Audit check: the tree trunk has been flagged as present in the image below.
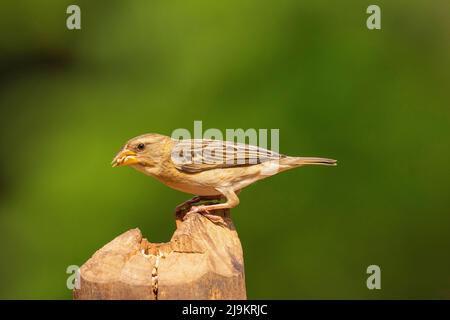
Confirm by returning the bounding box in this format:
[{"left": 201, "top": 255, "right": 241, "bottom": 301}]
[{"left": 73, "top": 209, "right": 246, "bottom": 300}]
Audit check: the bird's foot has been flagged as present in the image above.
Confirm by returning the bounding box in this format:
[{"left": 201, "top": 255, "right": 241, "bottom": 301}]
[
  {"left": 189, "top": 205, "right": 210, "bottom": 214},
  {"left": 174, "top": 196, "right": 202, "bottom": 216},
  {"left": 186, "top": 205, "right": 225, "bottom": 225},
  {"left": 174, "top": 196, "right": 223, "bottom": 227}
]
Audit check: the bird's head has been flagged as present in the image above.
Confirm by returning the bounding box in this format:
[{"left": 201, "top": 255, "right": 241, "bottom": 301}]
[{"left": 111, "top": 133, "right": 171, "bottom": 172}]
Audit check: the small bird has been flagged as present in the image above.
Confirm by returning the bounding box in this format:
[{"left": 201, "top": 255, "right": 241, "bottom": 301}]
[{"left": 112, "top": 133, "right": 336, "bottom": 222}]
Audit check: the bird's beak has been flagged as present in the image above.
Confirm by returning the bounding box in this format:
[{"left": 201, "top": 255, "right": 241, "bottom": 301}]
[{"left": 111, "top": 149, "right": 139, "bottom": 167}]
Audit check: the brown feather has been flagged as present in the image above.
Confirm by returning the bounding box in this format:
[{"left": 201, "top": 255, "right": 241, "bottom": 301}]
[{"left": 171, "top": 139, "right": 285, "bottom": 173}]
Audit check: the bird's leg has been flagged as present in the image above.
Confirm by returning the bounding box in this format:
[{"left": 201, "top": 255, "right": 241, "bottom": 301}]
[
  {"left": 174, "top": 195, "right": 222, "bottom": 224},
  {"left": 188, "top": 188, "right": 240, "bottom": 224},
  {"left": 174, "top": 196, "right": 202, "bottom": 216}
]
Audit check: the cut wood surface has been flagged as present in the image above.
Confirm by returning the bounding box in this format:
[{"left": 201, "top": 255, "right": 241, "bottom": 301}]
[{"left": 73, "top": 209, "right": 246, "bottom": 300}]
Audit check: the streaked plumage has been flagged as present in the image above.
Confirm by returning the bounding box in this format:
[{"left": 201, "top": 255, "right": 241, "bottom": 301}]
[
  {"left": 112, "top": 133, "right": 336, "bottom": 221},
  {"left": 171, "top": 138, "right": 285, "bottom": 173}
]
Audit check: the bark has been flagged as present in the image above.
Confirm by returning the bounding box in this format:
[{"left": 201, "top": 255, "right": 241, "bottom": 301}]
[{"left": 73, "top": 209, "right": 246, "bottom": 300}]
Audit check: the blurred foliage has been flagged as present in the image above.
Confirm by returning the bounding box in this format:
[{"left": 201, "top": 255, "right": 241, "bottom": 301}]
[{"left": 0, "top": 0, "right": 449, "bottom": 299}]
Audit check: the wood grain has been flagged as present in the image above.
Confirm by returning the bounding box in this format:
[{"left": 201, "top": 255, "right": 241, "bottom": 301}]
[{"left": 73, "top": 209, "right": 246, "bottom": 300}]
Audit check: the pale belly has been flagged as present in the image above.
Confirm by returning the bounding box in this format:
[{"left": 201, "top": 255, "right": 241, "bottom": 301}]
[
  {"left": 142, "top": 168, "right": 224, "bottom": 196},
  {"left": 160, "top": 165, "right": 272, "bottom": 196},
  {"left": 160, "top": 180, "right": 221, "bottom": 196},
  {"left": 136, "top": 161, "right": 280, "bottom": 196}
]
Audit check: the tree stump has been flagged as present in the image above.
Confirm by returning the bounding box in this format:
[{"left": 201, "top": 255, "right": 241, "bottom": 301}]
[{"left": 73, "top": 209, "right": 246, "bottom": 299}]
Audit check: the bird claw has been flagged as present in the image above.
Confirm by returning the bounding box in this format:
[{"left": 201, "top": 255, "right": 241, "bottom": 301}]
[
  {"left": 174, "top": 196, "right": 201, "bottom": 213},
  {"left": 185, "top": 205, "right": 225, "bottom": 225},
  {"left": 190, "top": 205, "right": 210, "bottom": 214},
  {"left": 175, "top": 196, "right": 224, "bottom": 226}
]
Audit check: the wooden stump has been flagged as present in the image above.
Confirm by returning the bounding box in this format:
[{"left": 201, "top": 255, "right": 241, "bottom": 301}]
[{"left": 73, "top": 209, "right": 246, "bottom": 299}]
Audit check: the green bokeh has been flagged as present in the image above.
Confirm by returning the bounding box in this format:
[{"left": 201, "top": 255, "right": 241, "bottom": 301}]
[{"left": 0, "top": 0, "right": 449, "bottom": 299}]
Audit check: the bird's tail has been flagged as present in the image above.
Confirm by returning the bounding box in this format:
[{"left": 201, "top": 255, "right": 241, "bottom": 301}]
[{"left": 281, "top": 156, "right": 337, "bottom": 167}]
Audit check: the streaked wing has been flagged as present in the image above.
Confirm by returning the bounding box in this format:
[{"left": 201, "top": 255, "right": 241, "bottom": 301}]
[{"left": 171, "top": 139, "right": 284, "bottom": 173}]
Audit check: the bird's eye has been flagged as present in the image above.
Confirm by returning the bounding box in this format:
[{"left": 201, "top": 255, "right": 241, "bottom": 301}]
[{"left": 136, "top": 143, "right": 145, "bottom": 151}]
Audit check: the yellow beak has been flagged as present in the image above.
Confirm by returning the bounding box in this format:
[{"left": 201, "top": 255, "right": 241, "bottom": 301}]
[{"left": 111, "top": 149, "right": 139, "bottom": 167}]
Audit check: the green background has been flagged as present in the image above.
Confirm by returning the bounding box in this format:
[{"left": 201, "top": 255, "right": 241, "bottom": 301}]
[{"left": 0, "top": 0, "right": 449, "bottom": 299}]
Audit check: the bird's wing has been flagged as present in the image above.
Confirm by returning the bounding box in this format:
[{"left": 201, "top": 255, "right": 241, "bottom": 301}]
[{"left": 171, "top": 139, "right": 285, "bottom": 173}]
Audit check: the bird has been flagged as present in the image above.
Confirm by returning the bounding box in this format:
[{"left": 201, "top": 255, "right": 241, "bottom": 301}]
[{"left": 111, "top": 133, "right": 336, "bottom": 222}]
